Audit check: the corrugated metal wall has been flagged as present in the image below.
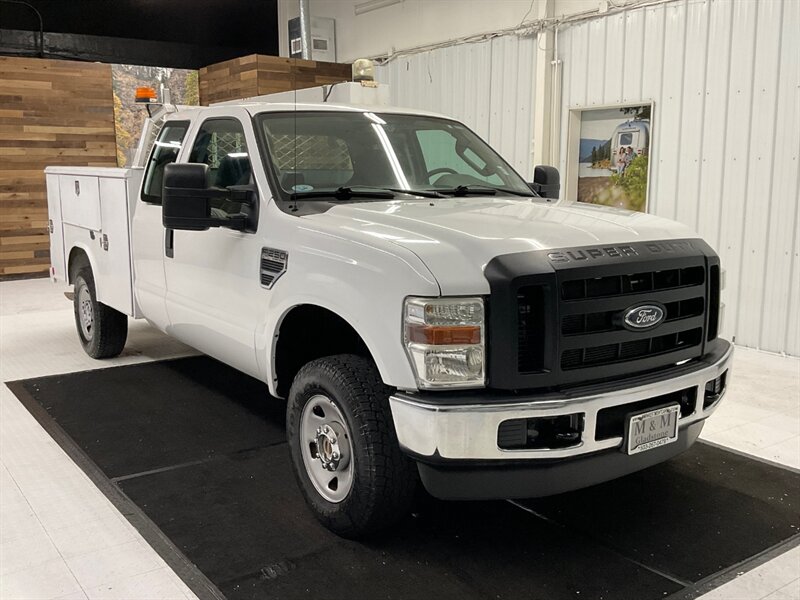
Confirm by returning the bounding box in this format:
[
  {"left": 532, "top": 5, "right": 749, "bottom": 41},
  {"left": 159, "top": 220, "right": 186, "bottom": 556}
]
[
  {"left": 557, "top": 0, "right": 799, "bottom": 355},
  {"left": 376, "top": 34, "right": 538, "bottom": 178},
  {"left": 376, "top": 0, "right": 799, "bottom": 356}
]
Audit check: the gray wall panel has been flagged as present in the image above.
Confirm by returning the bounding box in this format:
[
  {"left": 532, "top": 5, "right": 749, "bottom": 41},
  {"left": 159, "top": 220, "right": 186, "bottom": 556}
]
[
  {"left": 377, "top": 35, "right": 538, "bottom": 179},
  {"left": 558, "top": 0, "right": 799, "bottom": 355}
]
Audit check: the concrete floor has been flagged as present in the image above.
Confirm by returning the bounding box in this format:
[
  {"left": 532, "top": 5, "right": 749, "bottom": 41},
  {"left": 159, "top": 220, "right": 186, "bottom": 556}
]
[{"left": 1, "top": 278, "right": 798, "bottom": 599}]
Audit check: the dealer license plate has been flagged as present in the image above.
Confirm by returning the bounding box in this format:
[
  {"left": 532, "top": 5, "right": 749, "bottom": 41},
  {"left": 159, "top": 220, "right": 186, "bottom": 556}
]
[{"left": 626, "top": 404, "right": 680, "bottom": 455}]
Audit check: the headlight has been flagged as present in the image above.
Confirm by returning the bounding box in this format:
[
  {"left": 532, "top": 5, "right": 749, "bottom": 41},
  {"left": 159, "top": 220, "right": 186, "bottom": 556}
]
[{"left": 403, "top": 297, "right": 485, "bottom": 389}]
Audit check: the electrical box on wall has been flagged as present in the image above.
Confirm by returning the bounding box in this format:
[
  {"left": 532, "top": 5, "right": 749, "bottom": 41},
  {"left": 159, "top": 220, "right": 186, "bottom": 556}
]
[{"left": 288, "top": 16, "right": 336, "bottom": 62}]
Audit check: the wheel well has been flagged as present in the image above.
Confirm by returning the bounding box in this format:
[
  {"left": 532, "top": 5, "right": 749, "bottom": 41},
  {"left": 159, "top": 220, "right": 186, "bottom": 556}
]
[
  {"left": 67, "top": 247, "right": 90, "bottom": 284},
  {"left": 274, "top": 305, "right": 371, "bottom": 397}
]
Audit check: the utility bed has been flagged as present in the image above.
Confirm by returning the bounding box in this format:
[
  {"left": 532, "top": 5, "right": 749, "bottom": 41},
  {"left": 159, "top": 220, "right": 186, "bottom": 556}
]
[{"left": 45, "top": 166, "right": 143, "bottom": 317}]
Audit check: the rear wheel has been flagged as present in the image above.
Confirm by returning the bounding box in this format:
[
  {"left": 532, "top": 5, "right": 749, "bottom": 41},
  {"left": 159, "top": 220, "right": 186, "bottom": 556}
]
[
  {"left": 286, "top": 354, "right": 418, "bottom": 538},
  {"left": 73, "top": 267, "right": 127, "bottom": 359}
]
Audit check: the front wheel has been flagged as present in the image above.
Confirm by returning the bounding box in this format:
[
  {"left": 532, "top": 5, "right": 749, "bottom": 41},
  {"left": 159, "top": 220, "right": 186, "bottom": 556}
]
[
  {"left": 286, "top": 354, "right": 418, "bottom": 538},
  {"left": 73, "top": 267, "right": 128, "bottom": 359}
]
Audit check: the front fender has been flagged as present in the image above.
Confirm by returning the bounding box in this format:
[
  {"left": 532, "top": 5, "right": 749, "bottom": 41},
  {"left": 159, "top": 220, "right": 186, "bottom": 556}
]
[
  {"left": 264, "top": 295, "right": 397, "bottom": 396},
  {"left": 254, "top": 215, "right": 441, "bottom": 396}
]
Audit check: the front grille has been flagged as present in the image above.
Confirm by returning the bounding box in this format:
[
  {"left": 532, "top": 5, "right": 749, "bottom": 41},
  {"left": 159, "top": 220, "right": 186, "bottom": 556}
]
[
  {"left": 561, "top": 266, "right": 704, "bottom": 300},
  {"left": 561, "top": 297, "right": 704, "bottom": 336},
  {"left": 557, "top": 263, "right": 706, "bottom": 373},
  {"left": 488, "top": 239, "right": 720, "bottom": 390},
  {"left": 560, "top": 328, "right": 703, "bottom": 370},
  {"left": 517, "top": 286, "right": 546, "bottom": 372},
  {"left": 707, "top": 265, "right": 720, "bottom": 341}
]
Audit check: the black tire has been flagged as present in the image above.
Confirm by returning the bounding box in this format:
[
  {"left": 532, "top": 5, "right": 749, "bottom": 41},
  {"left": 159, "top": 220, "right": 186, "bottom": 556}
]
[
  {"left": 73, "top": 266, "right": 128, "bottom": 359},
  {"left": 286, "top": 354, "right": 418, "bottom": 538}
]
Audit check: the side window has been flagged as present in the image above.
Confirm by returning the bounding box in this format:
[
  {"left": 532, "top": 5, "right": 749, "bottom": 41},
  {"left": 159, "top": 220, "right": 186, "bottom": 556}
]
[
  {"left": 189, "top": 118, "right": 252, "bottom": 188},
  {"left": 141, "top": 121, "right": 189, "bottom": 204},
  {"left": 189, "top": 118, "right": 253, "bottom": 218},
  {"left": 416, "top": 129, "right": 504, "bottom": 186}
]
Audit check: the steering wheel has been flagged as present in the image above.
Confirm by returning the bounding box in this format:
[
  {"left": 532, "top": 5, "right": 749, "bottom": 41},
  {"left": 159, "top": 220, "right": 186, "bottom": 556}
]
[{"left": 426, "top": 167, "right": 458, "bottom": 183}]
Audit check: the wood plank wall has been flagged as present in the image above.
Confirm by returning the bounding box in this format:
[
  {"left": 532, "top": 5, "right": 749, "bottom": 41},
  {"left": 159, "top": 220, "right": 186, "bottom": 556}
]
[
  {"left": 199, "top": 54, "right": 351, "bottom": 105},
  {"left": 0, "top": 57, "right": 117, "bottom": 278},
  {"left": 0, "top": 54, "right": 348, "bottom": 278}
]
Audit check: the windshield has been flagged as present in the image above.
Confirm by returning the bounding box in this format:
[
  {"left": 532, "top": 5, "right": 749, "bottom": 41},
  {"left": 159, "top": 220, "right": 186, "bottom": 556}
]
[{"left": 256, "top": 111, "right": 533, "bottom": 199}]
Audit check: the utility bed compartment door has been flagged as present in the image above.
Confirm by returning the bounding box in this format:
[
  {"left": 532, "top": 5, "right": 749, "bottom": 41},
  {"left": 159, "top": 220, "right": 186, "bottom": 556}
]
[
  {"left": 97, "top": 177, "right": 134, "bottom": 315},
  {"left": 60, "top": 175, "right": 101, "bottom": 231},
  {"left": 45, "top": 173, "right": 66, "bottom": 281}
]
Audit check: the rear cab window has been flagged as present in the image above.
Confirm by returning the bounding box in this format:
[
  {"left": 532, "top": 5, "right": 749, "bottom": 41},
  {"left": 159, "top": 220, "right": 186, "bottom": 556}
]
[
  {"left": 266, "top": 127, "right": 354, "bottom": 191},
  {"left": 141, "top": 121, "right": 190, "bottom": 205}
]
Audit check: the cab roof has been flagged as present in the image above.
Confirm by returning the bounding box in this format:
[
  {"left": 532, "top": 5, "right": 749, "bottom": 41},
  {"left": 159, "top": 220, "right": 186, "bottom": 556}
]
[{"left": 169, "top": 102, "right": 450, "bottom": 122}]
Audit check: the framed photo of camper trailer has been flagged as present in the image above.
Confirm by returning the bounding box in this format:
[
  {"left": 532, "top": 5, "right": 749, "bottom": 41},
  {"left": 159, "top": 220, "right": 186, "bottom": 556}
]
[{"left": 564, "top": 102, "right": 654, "bottom": 213}]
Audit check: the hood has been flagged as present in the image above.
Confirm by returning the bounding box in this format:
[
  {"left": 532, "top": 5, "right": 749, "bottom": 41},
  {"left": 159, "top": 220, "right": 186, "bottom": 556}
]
[{"left": 309, "top": 197, "right": 700, "bottom": 295}]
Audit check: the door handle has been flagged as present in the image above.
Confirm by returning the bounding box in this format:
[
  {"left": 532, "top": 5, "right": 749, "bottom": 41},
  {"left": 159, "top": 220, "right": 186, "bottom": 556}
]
[{"left": 165, "top": 228, "right": 174, "bottom": 258}]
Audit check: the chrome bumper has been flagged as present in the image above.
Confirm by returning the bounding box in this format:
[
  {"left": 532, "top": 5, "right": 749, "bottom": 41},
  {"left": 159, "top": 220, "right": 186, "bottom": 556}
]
[{"left": 390, "top": 342, "right": 733, "bottom": 461}]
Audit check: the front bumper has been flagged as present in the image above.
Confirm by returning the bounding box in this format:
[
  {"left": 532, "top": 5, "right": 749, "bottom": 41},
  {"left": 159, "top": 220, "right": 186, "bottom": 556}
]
[
  {"left": 389, "top": 340, "right": 732, "bottom": 497},
  {"left": 417, "top": 421, "right": 705, "bottom": 500}
]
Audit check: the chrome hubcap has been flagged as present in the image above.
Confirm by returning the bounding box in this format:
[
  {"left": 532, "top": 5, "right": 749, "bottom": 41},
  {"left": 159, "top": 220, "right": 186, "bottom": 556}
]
[
  {"left": 78, "top": 283, "right": 94, "bottom": 341},
  {"left": 300, "top": 395, "right": 353, "bottom": 503}
]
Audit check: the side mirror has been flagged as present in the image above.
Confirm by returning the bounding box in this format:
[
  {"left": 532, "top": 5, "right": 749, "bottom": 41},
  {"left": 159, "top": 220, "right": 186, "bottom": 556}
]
[
  {"left": 530, "top": 165, "right": 560, "bottom": 199},
  {"left": 163, "top": 163, "right": 214, "bottom": 231},
  {"left": 162, "top": 163, "right": 256, "bottom": 231}
]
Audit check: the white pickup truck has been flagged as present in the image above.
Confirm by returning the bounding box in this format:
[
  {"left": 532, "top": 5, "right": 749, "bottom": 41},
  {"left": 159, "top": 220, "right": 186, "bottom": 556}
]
[{"left": 46, "top": 83, "right": 731, "bottom": 538}]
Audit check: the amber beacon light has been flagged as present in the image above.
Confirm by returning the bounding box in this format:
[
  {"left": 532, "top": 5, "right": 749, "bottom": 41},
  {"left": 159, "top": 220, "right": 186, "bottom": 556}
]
[{"left": 134, "top": 87, "right": 157, "bottom": 103}]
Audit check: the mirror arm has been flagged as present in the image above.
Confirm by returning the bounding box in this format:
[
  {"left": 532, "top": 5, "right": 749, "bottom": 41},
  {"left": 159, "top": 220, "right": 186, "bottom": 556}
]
[
  {"left": 164, "top": 187, "right": 227, "bottom": 200},
  {"left": 530, "top": 181, "right": 560, "bottom": 199},
  {"left": 164, "top": 185, "right": 257, "bottom": 205},
  {"left": 227, "top": 184, "right": 258, "bottom": 205},
  {"left": 204, "top": 215, "right": 247, "bottom": 230}
]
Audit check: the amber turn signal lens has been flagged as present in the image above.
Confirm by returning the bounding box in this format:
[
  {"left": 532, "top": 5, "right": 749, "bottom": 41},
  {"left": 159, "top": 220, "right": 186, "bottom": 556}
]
[{"left": 407, "top": 324, "right": 481, "bottom": 345}]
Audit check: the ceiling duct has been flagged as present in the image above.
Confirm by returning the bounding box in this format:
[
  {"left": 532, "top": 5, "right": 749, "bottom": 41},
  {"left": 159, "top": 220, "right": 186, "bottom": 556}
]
[{"left": 354, "top": 0, "right": 403, "bottom": 15}]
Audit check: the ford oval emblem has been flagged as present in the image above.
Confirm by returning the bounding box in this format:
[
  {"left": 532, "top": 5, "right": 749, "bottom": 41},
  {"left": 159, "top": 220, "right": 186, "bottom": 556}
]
[{"left": 623, "top": 304, "right": 666, "bottom": 330}]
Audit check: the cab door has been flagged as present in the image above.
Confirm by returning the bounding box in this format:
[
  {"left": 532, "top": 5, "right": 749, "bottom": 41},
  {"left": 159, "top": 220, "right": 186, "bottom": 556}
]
[
  {"left": 162, "top": 109, "right": 264, "bottom": 378},
  {"left": 132, "top": 119, "right": 190, "bottom": 331}
]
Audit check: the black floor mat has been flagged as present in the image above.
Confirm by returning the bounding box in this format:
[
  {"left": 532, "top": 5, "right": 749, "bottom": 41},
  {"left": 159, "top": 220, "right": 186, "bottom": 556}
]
[{"left": 9, "top": 356, "right": 800, "bottom": 600}]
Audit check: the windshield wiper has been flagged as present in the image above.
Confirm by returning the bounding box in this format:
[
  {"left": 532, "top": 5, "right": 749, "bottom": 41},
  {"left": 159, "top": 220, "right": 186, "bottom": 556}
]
[
  {"left": 386, "top": 188, "right": 446, "bottom": 199},
  {"left": 289, "top": 186, "right": 447, "bottom": 201},
  {"left": 490, "top": 187, "right": 535, "bottom": 197},
  {"left": 290, "top": 186, "right": 395, "bottom": 201},
  {"left": 430, "top": 184, "right": 534, "bottom": 197},
  {"left": 431, "top": 185, "right": 497, "bottom": 197}
]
